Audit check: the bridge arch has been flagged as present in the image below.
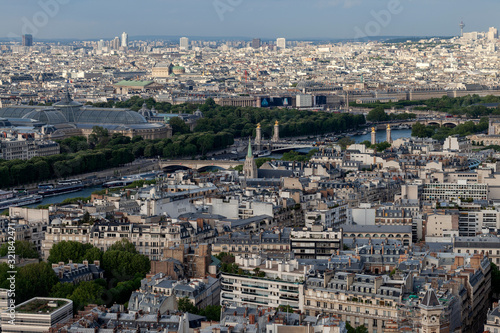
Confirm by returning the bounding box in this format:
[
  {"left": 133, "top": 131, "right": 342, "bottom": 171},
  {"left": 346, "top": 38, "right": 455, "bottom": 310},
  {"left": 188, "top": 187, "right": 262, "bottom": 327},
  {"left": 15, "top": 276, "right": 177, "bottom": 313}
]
[
  {"left": 198, "top": 165, "right": 230, "bottom": 172},
  {"left": 442, "top": 122, "right": 457, "bottom": 128},
  {"left": 163, "top": 165, "right": 192, "bottom": 173},
  {"left": 426, "top": 122, "right": 441, "bottom": 127}
]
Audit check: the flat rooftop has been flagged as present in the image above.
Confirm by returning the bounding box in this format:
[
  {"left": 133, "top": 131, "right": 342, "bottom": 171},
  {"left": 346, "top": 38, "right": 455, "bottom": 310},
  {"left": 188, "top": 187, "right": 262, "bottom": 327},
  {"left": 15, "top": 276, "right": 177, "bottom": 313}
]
[{"left": 17, "top": 298, "right": 69, "bottom": 314}]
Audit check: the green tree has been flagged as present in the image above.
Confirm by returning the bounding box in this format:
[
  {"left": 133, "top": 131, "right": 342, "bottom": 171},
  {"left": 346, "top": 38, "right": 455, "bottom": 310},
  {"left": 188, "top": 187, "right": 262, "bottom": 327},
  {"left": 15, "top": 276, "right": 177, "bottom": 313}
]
[
  {"left": 199, "top": 305, "right": 222, "bottom": 321},
  {"left": 338, "top": 137, "right": 355, "bottom": 150},
  {"left": 411, "top": 122, "right": 435, "bottom": 138},
  {"left": 102, "top": 250, "right": 150, "bottom": 281},
  {"left": 178, "top": 297, "right": 198, "bottom": 313},
  {"left": 374, "top": 141, "right": 391, "bottom": 151},
  {"left": 491, "top": 263, "right": 500, "bottom": 296},
  {"left": 346, "top": 322, "right": 369, "bottom": 333},
  {"left": 50, "top": 282, "right": 75, "bottom": 299},
  {"left": 15, "top": 262, "right": 59, "bottom": 304},
  {"left": 81, "top": 211, "right": 91, "bottom": 224},
  {"left": 0, "top": 241, "right": 39, "bottom": 259},
  {"left": 360, "top": 140, "right": 372, "bottom": 148},
  {"left": 277, "top": 305, "right": 294, "bottom": 313},
  {"left": 48, "top": 241, "right": 102, "bottom": 264},
  {"left": 70, "top": 281, "right": 105, "bottom": 311},
  {"left": 33, "top": 160, "right": 51, "bottom": 180},
  {"left": 107, "top": 275, "right": 142, "bottom": 305},
  {"left": 366, "top": 107, "right": 389, "bottom": 122},
  {"left": 108, "top": 239, "right": 137, "bottom": 253},
  {"left": 169, "top": 117, "right": 190, "bottom": 135},
  {"left": 197, "top": 134, "right": 215, "bottom": 155}
]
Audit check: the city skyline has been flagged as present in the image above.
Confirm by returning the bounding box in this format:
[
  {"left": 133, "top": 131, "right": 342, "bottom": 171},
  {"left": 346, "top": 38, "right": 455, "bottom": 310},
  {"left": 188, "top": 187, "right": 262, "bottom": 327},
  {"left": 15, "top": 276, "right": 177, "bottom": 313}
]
[{"left": 1, "top": 0, "right": 499, "bottom": 40}]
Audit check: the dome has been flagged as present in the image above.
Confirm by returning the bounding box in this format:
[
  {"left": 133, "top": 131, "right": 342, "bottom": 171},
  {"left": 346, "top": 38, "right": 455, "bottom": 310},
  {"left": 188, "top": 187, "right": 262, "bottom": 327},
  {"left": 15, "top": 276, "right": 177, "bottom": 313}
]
[
  {"left": 172, "top": 66, "right": 186, "bottom": 74},
  {"left": 194, "top": 109, "right": 203, "bottom": 118},
  {"left": 138, "top": 103, "right": 154, "bottom": 119},
  {"left": 0, "top": 106, "right": 48, "bottom": 119},
  {"left": 53, "top": 90, "right": 82, "bottom": 108},
  {"left": 76, "top": 108, "right": 148, "bottom": 125},
  {"left": 296, "top": 81, "right": 315, "bottom": 89},
  {"left": 22, "top": 109, "right": 68, "bottom": 124},
  {"left": 51, "top": 218, "right": 62, "bottom": 226}
]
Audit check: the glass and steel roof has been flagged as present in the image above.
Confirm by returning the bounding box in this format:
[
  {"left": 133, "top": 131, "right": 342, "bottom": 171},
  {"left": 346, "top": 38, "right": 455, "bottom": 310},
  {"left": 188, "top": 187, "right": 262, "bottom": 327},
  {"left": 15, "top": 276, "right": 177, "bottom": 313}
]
[{"left": 23, "top": 110, "right": 68, "bottom": 125}]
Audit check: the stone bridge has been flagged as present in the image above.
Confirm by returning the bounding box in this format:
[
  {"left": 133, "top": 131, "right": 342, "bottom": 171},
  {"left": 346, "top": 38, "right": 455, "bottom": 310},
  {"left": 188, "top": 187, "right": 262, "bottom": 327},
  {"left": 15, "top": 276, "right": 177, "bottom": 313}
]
[
  {"left": 160, "top": 160, "right": 242, "bottom": 171},
  {"left": 373, "top": 118, "right": 480, "bottom": 130}
]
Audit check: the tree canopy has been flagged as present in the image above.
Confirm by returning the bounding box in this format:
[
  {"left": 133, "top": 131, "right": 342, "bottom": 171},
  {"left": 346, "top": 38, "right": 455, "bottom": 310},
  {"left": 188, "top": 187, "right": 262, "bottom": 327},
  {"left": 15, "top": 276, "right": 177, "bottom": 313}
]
[
  {"left": 0, "top": 262, "right": 59, "bottom": 304},
  {"left": 411, "top": 118, "right": 488, "bottom": 141},
  {"left": 48, "top": 241, "right": 103, "bottom": 264},
  {"left": 0, "top": 98, "right": 367, "bottom": 187},
  {"left": 366, "top": 107, "right": 390, "bottom": 122},
  {"left": 0, "top": 240, "right": 39, "bottom": 259}
]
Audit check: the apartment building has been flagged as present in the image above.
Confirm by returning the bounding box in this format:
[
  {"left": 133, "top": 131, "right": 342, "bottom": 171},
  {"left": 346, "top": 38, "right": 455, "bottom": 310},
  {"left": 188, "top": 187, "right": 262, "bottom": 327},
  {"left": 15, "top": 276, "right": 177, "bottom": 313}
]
[
  {"left": 0, "top": 137, "right": 59, "bottom": 160},
  {"left": 212, "top": 230, "right": 291, "bottom": 258},
  {"left": 129, "top": 274, "right": 220, "bottom": 314},
  {"left": 342, "top": 225, "right": 412, "bottom": 247},
  {"left": 290, "top": 225, "right": 343, "bottom": 260},
  {"left": 453, "top": 235, "right": 500, "bottom": 265},
  {"left": 422, "top": 181, "right": 488, "bottom": 202},
  {"left": 304, "top": 202, "right": 349, "bottom": 228},
  {"left": 220, "top": 256, "right": 307, "bottom": 311},
  {"left": 485, "top": 304, "right": 500, "bottom": 333},
  {"left": 304, "top": 271, "right": 406, "bottom": 333},
  {"left": 42, "top": 219, "right": 216, "bottom": 260},
  {"left": 52, "top": 260, "right": 104, "bottom": 285}
]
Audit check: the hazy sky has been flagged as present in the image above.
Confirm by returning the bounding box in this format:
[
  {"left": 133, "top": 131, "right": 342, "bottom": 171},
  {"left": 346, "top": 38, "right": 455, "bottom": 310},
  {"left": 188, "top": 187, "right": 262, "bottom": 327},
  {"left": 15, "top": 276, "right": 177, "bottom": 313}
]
[{"left": 1, "top": 0, "right": 498, "bottom": 40}]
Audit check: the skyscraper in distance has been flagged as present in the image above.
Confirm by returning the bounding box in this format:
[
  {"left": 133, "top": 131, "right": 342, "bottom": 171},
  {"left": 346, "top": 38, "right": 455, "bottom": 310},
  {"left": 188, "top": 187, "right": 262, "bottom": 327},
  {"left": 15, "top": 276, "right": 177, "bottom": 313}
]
[
  {"left": 113, "top": 37, "right": 120, "bottom": 50},
  {"left": 488, "top": 27, "right": 498, "bottom": 41},
  {"left": 252, "top": 38, "right": 261, "bottom": 49},
  {"left": 180, "top": 37, "right": 189, "bottom": 50},
  {"left": 22, "top": 34, "right": 33, "bottom": 47},
  {"left": 97, "top": 39, "right": 105, "bottom": 50},
  {"left": 121, "top": 32, "right": 129, "bottom": 48},
  {"left": 276, "top": 38, "right": 286, "bottom": 49}
]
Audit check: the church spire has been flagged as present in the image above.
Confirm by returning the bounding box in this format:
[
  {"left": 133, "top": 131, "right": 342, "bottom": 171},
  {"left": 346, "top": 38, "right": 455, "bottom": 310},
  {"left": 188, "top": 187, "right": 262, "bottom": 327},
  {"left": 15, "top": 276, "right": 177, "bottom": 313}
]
[
  {"left": 247, "top": 138, "right": 253, "bottom": 158},
  {"left": 244, "top": 137, "right": 257, "bottom": 179}
]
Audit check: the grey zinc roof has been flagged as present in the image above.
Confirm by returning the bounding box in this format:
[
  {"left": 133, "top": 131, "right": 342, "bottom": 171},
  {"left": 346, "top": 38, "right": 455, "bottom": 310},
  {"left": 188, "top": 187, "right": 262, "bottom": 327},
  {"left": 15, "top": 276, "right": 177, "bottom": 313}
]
[{"left": 421, "top": 289, "right": 440, "bottom": 307}]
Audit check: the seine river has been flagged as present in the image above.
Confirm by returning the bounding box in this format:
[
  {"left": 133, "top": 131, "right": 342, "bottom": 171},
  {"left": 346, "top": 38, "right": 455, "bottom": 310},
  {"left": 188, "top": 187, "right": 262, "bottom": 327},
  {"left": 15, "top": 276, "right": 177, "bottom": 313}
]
[
  {"left": 26, "top": 186, "right": 102, "bottom": 208},
  {"left": 25, "top": 129, "right": 413, "bottom": 207},
  {"left": 350, "top": 128, "right": 412, "bottom": 143},
  {"left": 272, "top": 128, "right": 413, "bottom": 157}
]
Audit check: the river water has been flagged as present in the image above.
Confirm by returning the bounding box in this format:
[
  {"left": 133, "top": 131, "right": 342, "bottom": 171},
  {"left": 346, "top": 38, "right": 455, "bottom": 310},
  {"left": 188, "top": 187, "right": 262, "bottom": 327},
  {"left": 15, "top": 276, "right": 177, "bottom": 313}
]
[
  {"left": 24, "top": 130, "right": 413, "bottom": 207},
  {"left": 266, "top": 128, "right": 413, "bottom": 159},
  {"left": 350, "top": 128, "right": 412, "bottom": 143},
  {"left": 26, "top": 186, "right": 102, "bottom": 208}
]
